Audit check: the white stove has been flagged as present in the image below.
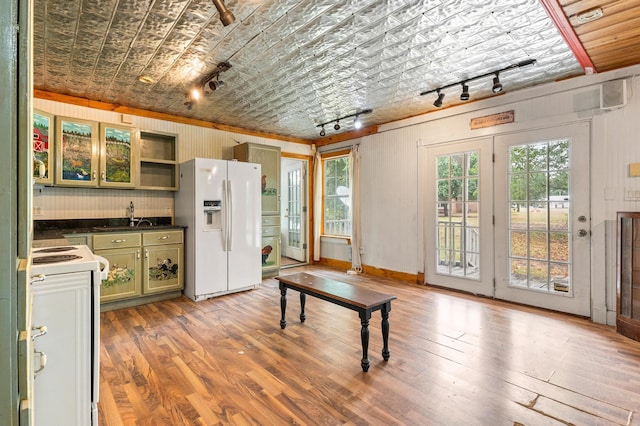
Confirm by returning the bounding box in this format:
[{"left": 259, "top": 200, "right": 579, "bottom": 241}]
[
  {"left": 32, "top": 245, "right": 107, "bottom": 277},
  {"left": 30, "top": 245, "right": 108, "bottom": 426}
]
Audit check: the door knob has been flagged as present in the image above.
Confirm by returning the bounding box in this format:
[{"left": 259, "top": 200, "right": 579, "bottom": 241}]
[{"left": 577, "top": 229, "right": 589, "bottom": 237}]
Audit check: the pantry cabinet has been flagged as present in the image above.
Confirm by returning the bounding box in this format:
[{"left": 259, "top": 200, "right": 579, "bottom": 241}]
[
  {"left": 234, "top": 142, "right": 281, "bottom": 276},
  {"left": 93, "top": 229, "right": 183, "bottom": 310},
  {"left": 55, "top": 118, "right": 136, "bottom": 188}
]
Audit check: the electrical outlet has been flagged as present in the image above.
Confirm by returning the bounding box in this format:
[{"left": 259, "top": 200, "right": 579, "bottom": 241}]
[
  {"left": 33, "top": 206, "right": 43, "bottom": 216},
  {"left": 166, "top": 207, "right": 172, "bottom": 215}
]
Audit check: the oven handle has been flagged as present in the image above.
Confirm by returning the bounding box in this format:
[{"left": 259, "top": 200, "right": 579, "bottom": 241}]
[
  {"left": 93, "top": 254, "right": 110, "bottom": 281},
  {"left": 34, "top": 349, "right": 47, "bottom": 375}
]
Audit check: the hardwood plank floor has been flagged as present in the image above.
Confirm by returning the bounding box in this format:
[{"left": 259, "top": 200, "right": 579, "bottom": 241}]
[{"left": 98, "top": 265, "right": 640, "bottom": 425}]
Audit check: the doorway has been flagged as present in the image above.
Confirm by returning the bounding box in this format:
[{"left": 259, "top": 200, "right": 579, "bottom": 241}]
[
  {"left": 281, "top": 157, "right": 308, "bottom": 267},
  {"left": 425, "top": 122, "right": 591, "bottom": 316}
]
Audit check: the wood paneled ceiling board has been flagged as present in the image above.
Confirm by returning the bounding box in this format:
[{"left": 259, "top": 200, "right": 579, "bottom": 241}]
[
  {"left": 558, "top": 0, "right": 640, "bottom": 72},
  {"left": 32, "top": 0, "right": 640, "bottom": 141}
]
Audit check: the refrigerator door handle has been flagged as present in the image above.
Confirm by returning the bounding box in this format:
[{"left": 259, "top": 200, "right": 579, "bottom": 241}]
[
  {"left": 228, "top": 179, "right": 233, "bottom": 251},
  {"left": 223, "top": 179, "right": 229, "bottom": 251}
]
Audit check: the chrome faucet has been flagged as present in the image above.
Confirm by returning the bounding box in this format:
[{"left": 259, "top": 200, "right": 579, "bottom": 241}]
[
  {"left": 129, "top": 201, "right": 135, "bottom": 226},
  {"left": 136, "top": 218, "right": 154, "bottom": 227}
]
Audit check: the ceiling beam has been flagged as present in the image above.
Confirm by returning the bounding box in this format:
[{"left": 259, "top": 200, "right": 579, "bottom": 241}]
[{"left": 539, "top": 0, "right": 597, "bottom": 73}]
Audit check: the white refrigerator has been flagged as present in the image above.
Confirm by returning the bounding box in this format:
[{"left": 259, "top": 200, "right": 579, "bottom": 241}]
[{"left": 175, "top": 158, "right": 262, "bottom": 301}]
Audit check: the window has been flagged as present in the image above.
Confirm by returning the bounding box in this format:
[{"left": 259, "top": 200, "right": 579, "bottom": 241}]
[{"left": 323, "top": 155, "right": 351, "bottom": 236}]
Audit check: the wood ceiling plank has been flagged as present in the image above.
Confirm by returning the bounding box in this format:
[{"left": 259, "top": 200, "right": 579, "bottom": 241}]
[
  {"left": 589, "top": 43, "right": 640, "bottom": 66},
  {"left": 581, "top": 21, "right": 640, "bottom": 48},
  {"left": 563, "top": 0, "right": 625, "bottom": 17},
  {"left": 570, "top": 4, "right": 640, "bottom": 33}
]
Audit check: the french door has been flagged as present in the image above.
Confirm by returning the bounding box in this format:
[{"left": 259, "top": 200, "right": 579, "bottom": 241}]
[
  {"left": 425, "top": 122, "right": 591, "bottom": 316},
  {"left": 494, "top": 122, "right": 591, "bottom": 316},
  {"left": 281, "top": 158, "right": 306, "bottom": 262},
  {"left": 425, "top": 138, "right": 494, "bottom": 296}
]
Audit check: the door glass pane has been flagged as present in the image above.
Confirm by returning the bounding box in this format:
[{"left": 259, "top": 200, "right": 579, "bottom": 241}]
[
  {"left": 287, "top": 168, "right": 301, "bottom": 248},
  {"left": 507, "top": 140, "right": 571, "bottom": 293},
  {"left": 435, "top": 151, "right": 480, "bottom": 279}
]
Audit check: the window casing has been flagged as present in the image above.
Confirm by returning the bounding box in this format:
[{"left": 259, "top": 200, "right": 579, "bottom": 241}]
[{"left": 323, "top": 155, "right": 351, "bottom": 237}]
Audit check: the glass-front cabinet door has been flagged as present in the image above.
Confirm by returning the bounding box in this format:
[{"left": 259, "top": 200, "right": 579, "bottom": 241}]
[
  {"left": 33, "top": 109, "right": 54, "bottom": 185},
  {"left": 55, "top": 116, "right": 99, "bottom": 187},
  {"left": 99, "top": 124, "right": 136, "bottom": 188},
  {"left": 55, "top": 117, "right": 136, "bottom": 188}
]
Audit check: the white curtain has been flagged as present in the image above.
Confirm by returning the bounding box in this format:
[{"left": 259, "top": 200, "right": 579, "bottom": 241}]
[
  {"left": 350, "top": 145, "right": 363, "bottom": 273},
  {"left": 313, "top": 151, "right": 322, "bottom": 262}
]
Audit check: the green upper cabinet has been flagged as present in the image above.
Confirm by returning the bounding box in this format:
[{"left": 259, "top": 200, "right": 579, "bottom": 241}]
[
  {"left": 33, "top": 109, "right": 54, "bottom": 185},
  {"left": 99, "top": 123, "right": 137, "bottom": 188},
  {"left": 138, "top": 130, "right": 179, "bottom": 191},
  {"left": 54, "top": 116, "right": 136, "bottom": 188}
]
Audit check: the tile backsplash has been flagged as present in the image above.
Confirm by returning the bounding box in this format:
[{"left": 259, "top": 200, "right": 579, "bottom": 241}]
[{"left": 32, "top": 186, "right": 174, "bottom": 220}]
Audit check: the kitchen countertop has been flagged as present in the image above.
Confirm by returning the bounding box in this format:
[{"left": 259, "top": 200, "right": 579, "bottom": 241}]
[{"left": 34, "top": 218, "right": 186, "bottom": 241}]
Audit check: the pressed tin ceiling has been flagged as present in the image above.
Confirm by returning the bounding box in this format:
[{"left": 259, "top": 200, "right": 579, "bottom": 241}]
[{"left": 32, "top": 0, "right": 639, "bottom": 141}]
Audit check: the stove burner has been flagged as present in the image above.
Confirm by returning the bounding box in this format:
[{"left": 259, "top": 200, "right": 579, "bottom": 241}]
[
  {"left": 35, "top": 246, "right": 79, "bottom": 254},
  {"left": 32, "top": 254, "right": 83, "bottom": 264}
]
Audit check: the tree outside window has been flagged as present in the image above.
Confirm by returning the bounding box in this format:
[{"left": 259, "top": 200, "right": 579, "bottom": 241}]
[{"left": 323, "top": 156, "right": 351, "bottom": 236}]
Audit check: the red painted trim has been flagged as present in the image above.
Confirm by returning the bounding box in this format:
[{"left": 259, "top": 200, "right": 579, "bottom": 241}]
[{"left": 539, "top": 0, "right": 596, "bottom": 73}]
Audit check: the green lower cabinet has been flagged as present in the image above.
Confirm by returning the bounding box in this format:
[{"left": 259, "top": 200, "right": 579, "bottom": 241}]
[
  {"left": 144, "top": 244, "right": 183, "bottom": 295},
  {"left": 96, "top": 247, "right": 142, "bottom": 303},
  {"left": 94, "top": 230, "right": 183, "bottom": 309}
]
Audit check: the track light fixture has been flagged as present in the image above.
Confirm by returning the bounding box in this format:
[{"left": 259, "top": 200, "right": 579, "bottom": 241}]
[
  {"left": 460, "top": 83, "right": 470, "bottom": 101},
  {"left": 211, "top": 0, "right": 235, "bottom": 26},
  {"left": 420, "top": 59, "right": 537, "bottom": 107},
  {"left": 208, "top": 78, "right": 225, "bottom": 91},
  {"left": 316, "top": 109, "right": 373, "bottom": 136},
  {"left": 354, "top": 115, "right": 363, "bottom": 129},
  {"left": 492, "top": 73, "right": 503, "bottom": 93},
  {"left": 185, "top": 61, "right": 232, "bottom": 108},
  {"left": 433, "top": 90, "right": 445, "bottom": 107}
]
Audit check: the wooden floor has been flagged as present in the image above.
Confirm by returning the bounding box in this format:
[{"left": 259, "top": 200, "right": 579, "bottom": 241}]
[{"left": 98, "top": 265, "right": 640, "bottom": 425}]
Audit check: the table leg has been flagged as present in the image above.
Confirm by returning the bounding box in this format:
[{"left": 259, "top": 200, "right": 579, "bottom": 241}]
[
  {"left": 300, "top": 292, "right": 306, "bottom": 322},
  {"left": 359, "top": 310, "right": 372, "bottom": 372},
  {"left": 381, "top": 302, "right": 391, "bottom": 361},
  {"left": 279, "top": 284, "right": 287, "bottom": 329}
]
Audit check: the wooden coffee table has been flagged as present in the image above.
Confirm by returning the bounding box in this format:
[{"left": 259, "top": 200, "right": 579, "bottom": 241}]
[{"left": 275, "top": 272, "right": 397, "bottom": 372}]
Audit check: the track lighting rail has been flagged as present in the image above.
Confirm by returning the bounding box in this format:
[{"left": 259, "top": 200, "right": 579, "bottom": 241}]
[
  {"left": 316, "top": 108, "right": 373, "bottom": 136},
  {"left": 419, "top": 59, "right": 537, "bottom": 100}
]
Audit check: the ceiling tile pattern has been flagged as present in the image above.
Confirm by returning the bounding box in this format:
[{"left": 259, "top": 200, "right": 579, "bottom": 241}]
[{"left": 34, "top": 0, "right": 584, "bottom": 140}]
